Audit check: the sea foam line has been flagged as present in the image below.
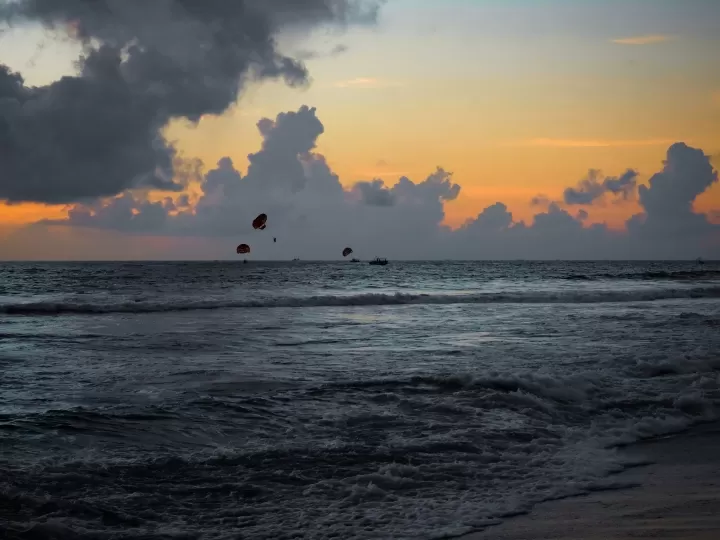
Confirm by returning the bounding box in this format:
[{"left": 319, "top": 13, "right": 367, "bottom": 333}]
[{"left": 1, "top": 286, "right": 719, "bottom": 315}]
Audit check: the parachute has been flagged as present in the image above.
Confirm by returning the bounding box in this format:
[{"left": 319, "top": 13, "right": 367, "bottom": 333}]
[
  {"left": 253, "top": 213, "right": 267, "bottom": 230},
  {"left": 342, "top": 247, "right": 353, "bottom": 257},
  {"left": 235, "top": 214, "right": 267, "bottom": 254}
]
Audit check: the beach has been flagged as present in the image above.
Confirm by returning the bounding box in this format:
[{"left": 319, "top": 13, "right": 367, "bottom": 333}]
[{"left": 461, "top": 422, "right": 720, "bottom": 540}]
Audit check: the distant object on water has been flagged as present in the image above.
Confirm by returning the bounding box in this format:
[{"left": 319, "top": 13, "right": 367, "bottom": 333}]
[
  {"left": 350, "top": 258, "right": 360, "bottom": 263},
  {"left": 369, "top": 257, "right": 388, "bottom": 266},
  {"left": 697, "top": 257, "right": 704, "bottom": 265},
  {"left": 292, "top": 257, "right": 300, "bottom": 262}
]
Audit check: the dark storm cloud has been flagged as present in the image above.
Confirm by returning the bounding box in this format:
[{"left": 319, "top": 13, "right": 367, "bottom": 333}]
[
  {"left": 563, "top": 168, "right": 638, "bottom": 205},
  {"left": 0, "top": 58, "right": 181, "bottom": 203},
  {"left": 34, "top": 104, "right": 720, "bottom": 260},
  {"left": 0, "top": 0, "right": 382, "bottom": 203}
]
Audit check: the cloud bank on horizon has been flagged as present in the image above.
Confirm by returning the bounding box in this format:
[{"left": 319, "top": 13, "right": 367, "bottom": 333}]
[{"left": 35, "top": 105, "right": 720, "bottom": 260}]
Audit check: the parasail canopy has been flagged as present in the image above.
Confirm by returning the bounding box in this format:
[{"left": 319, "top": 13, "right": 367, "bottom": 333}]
[
  {"left": 342, "top": 247, "right": 353, "bottom": 257},
  {"left": 236, "top": 244, "right": 250, "bottom": 254},
  {"left": 252, "top": 213, "right": 267, "bottom": 230}
]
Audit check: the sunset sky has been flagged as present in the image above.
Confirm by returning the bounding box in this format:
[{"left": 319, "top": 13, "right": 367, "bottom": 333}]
[{"left": 1, "top": 0, "right": 718, "bottom": 259}]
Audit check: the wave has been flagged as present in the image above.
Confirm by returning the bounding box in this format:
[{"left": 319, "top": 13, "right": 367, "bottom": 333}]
[
  {"left": 565, "top": 269, "right": 720, "bottom": 281},
  {"left": 2, "top": 286, "right": 720, "bottom": 315}
]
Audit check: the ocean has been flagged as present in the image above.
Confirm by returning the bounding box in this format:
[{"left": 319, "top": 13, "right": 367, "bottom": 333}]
[{"left": 1, "top": 260, "right": 719, "bottom": 539}]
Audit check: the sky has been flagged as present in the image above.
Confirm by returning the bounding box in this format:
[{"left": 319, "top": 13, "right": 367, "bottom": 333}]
[{"left": 0, "top": 0, "right": 718, "bottom": 260}]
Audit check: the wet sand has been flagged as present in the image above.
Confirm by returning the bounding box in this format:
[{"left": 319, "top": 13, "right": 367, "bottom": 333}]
[{"left": 459, "top": 422, "right": 720, "bottom": 540}]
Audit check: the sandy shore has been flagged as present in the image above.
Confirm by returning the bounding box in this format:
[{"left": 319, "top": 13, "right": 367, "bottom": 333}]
[{"left": 458, "top": 422, "right": 720, "bottom": 540}]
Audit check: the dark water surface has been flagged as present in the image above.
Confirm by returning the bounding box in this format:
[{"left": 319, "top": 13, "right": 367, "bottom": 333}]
[{"left": 1, "top": 261, "right": 719, "bottom": 539}]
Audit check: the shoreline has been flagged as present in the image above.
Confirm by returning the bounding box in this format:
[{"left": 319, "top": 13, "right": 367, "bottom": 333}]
[{"left": 457, "top": 422, "right": 720, "bottom": 539}]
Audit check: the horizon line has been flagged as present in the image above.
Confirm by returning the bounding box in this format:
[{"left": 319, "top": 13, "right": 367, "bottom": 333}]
[{"left": 0, "top": 259, "right": 714, "bottom": 263}]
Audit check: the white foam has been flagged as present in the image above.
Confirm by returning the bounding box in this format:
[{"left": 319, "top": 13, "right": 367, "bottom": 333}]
[{"left": 2, "top": 285, "right": 719, "bottom": 315}]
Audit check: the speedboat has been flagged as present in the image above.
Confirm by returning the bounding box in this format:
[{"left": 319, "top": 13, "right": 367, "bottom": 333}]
[
  {"left": 350, "top": 258, "right": 360, "bottom": 263},
  {"left": 369, "top": 257, "right": 388, "bottom": 266}
]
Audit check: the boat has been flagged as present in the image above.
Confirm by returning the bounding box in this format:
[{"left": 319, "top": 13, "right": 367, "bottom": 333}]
[
  {"left": 292, "top": 257, "right": 300, "bottom": 262},
  {"left": 369, "top": 257, "right": 388, "bottom": 266},
  {"left": 350, "top": 258, "right": 360, "bottom": 263}
]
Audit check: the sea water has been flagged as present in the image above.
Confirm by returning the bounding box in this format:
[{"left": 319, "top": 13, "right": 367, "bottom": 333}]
[{"left": 1, "top": 261, "right": 719, "bottom": 539}]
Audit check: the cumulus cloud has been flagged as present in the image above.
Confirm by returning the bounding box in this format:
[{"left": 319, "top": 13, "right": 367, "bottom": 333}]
[
  {"left": 61, "top": 193, "right": 175, "bottom": 233},
  {"left": 626, "top": 143, "right": 719, "bottom": 252},
  {"left": 39, "top": 105, "right": 463, "bottom": 258},
  {"left": 0, "top": 0, "right": 382, "bottom": 203},
  {"left": 462, "top": 203, "right": 513, "bottom": 233},
  {"left": 352, "top": 179, "right": 396, "bottom": 206},
  {"left": 638, "top": 143, "right": 716, "bottom": 218},
  {"left": 30, "top": 106, "right": 720, "bottom": 260},
  {"left": 563, "top": 168, "right": 638, "bottom": 205}
]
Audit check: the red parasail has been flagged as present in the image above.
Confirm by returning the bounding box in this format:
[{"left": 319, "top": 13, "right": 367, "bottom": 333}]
[
  {"left": 236, "top": 244, "right": 250, "bottom": 254},
  {"left": 342, "top": 247, "right": 353, "bottom": 257},
  {"left": 252, "top": 213, "right": 267, "bottom": 230}
]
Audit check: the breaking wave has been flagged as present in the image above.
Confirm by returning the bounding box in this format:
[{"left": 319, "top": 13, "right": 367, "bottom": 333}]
[
  {"left": 565, "top": 269, "right": 720, "bottom": 281},
  {"left": 2, "top": 286, "right": 720, "bottom": 315},
  {"left": 2, "top": 366, "right": 718, "bottom": 539}
]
